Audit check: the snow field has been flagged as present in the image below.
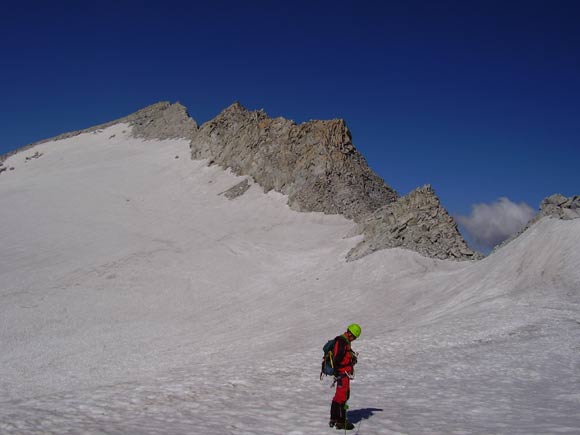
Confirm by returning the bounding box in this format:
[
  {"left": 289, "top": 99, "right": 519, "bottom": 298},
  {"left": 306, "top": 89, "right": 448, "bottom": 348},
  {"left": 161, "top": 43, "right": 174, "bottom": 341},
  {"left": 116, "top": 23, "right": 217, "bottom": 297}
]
[{"left": 1, "top": 125, "right": 579, "bottom": 434}]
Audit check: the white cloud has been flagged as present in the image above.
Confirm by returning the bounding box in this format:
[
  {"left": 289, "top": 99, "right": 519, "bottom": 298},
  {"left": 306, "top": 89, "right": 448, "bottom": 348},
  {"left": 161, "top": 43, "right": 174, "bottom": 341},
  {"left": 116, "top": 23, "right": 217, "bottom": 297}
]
[{"left": 456, "top": 197, "right": 536, "bottom": 249}]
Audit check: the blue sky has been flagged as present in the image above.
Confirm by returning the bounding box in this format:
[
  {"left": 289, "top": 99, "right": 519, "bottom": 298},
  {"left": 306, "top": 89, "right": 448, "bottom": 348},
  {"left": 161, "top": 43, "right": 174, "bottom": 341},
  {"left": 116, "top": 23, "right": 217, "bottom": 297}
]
[{"left": 1, "top": 0, "right": 578, "bottom": 251}]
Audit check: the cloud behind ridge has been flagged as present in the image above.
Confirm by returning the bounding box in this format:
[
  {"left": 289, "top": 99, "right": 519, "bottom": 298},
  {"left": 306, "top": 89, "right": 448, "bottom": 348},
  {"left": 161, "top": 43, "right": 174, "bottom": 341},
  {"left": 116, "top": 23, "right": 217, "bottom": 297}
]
[{"left": 457, "top": 197, "right": 536, "bottom": 249}]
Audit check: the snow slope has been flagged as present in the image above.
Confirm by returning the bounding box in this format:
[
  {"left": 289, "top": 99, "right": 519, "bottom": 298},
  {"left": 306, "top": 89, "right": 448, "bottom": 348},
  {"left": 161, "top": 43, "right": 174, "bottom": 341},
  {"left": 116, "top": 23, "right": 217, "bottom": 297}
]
[{"left": 1, "top": 125, "right": 579, "bottom": 434}]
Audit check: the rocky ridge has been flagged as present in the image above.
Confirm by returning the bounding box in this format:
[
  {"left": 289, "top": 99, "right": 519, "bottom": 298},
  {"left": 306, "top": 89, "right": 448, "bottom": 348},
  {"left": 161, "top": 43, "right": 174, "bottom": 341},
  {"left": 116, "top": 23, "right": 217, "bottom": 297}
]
[
  {"left": 3, "top": 101, "right": 482, "bottom": 261},
  {"left": 188, "top": 102, "right": 480, "bottom": 260}
]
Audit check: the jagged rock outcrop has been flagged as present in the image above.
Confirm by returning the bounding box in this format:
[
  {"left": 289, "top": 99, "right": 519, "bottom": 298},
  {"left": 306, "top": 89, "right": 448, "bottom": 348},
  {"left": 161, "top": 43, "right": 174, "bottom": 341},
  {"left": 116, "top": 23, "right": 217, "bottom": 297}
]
[
  {"left": 494, "top": 194, "right": 580, "bottom": 252},
  {"left": 347, "top": 185, "right": 482, "bottom": 261},
  {"left": 189, "top": 102, "right": 398, "bottom": 222},
  {"left": 129, "top": 102, "right": 198, "bottom": 140},
  {"left": 538, "top": 194, "right": 580, "bottom": 220}
]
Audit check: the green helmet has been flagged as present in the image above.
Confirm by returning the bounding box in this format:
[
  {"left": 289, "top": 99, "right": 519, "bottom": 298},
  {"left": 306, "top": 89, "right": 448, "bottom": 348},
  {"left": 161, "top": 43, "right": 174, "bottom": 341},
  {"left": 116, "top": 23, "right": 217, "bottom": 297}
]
[{"left": 347, "top": 323, "right": 361, "bottom": 338}]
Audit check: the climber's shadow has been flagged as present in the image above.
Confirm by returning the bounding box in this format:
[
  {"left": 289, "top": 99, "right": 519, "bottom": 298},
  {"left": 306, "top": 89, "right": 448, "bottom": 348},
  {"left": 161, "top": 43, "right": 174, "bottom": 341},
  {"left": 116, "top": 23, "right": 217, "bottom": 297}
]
[{"left": 347, "top": 407, "right": 383, "bottom": 424}]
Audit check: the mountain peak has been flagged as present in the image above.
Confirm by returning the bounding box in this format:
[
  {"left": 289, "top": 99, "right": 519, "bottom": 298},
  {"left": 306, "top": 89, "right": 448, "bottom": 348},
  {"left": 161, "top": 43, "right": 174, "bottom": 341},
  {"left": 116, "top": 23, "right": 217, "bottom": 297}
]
[
  {"left": 222, "top": 101, "right": 248, "bottom": 114},
  {"left": 188, "top": 104, "right": 481, "bottom": 260},
  {"left": 129, "top": 101, "right": 198, "bottom": 140},
  {"left": 4, "top": 101, "right": 477, "bottom": 261},
  {"left": 1, "top": 102, "right": 198, "bottom": 162},
  {"left": 191, "top": 103, "right": 398, "bottom": 225}
]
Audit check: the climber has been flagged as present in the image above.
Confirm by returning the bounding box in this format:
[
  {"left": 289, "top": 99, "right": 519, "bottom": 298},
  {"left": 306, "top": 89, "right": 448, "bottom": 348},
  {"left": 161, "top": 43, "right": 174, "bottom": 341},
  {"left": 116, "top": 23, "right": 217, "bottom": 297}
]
[{"left": 328, "top": 323, "right": 360, "bottom": 430}]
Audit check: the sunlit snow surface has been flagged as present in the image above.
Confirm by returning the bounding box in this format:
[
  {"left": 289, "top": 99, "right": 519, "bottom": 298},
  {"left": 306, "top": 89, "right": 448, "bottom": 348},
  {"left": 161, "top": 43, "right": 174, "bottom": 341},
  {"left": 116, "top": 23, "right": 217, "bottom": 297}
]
[{"left": 1, "top": 125, "right": 579, "bottom": 434}]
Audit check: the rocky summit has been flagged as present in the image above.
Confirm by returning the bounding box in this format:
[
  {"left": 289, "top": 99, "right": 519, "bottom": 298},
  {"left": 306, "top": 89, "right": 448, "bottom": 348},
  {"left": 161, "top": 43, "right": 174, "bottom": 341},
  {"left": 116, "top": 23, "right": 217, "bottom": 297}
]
[
  {"left": 187, "top": 102, "right": 480, "bottom": 261},
  {"left": 189, "top": 102, "right": 397, "bottom": 222},
  {"left": 13, "top": 101, "right": 560, "bottom": 261}
]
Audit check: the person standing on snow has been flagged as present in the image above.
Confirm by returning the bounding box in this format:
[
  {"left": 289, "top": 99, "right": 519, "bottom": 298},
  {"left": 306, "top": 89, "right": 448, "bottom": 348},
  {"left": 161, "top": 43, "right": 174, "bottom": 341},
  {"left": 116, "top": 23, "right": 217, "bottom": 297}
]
[{"left": 329, "top": 323, "right": 361, "bottom": 430}]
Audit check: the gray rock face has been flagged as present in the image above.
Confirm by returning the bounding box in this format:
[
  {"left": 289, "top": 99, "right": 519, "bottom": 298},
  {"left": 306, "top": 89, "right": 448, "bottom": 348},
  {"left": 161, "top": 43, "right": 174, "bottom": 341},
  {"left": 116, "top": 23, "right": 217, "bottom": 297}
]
[
  {"left": 348, "top": 185, "right": 482, "bottom": 261},
  {"left": 539, "top": 194, "right": 580, "bottom": 220},
  {"left": 130, "top": 102, "right": 198, "bottom": 140},
  {"left": 190, "top": 102, "right": 398, "bottom": 222}
]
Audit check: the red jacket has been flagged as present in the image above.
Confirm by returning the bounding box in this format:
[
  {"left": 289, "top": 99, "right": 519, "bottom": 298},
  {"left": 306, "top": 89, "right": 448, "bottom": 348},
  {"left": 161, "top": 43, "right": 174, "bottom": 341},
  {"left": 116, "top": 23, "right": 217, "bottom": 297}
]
[{"left": 332, "top": 335, "right": 355, "bottom": 374}]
